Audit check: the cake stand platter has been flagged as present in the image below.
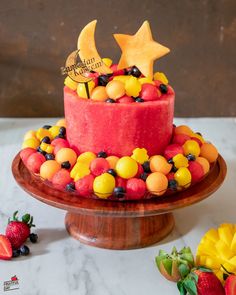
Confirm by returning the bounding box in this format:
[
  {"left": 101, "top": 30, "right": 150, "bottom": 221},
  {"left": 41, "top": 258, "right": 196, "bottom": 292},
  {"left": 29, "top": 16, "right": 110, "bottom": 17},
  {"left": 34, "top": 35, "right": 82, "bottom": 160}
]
[{"left": 12, "top": 153, "right": 227, "bottom": 250}]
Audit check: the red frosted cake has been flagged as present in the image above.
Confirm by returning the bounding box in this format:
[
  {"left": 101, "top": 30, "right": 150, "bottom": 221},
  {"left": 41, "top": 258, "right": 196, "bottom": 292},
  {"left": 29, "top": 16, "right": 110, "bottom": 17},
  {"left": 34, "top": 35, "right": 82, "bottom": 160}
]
[{"left": 19, "top": 20, "right": 219, "bottom": 201}]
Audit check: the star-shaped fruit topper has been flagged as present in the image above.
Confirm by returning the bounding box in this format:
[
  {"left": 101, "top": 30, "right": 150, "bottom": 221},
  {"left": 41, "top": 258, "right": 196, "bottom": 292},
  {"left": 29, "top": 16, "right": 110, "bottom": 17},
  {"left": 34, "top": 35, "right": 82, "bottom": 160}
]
[{"left": 114, "top": 21, "right": 170, "bottom": 78}]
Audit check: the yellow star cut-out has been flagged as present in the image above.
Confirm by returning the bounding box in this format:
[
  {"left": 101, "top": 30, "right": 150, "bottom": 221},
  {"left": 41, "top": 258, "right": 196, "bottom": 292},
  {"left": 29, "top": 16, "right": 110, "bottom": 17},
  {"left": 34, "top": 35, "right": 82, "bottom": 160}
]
[{"left": 113, "top": 21, "right": 170, "bottom": 78}]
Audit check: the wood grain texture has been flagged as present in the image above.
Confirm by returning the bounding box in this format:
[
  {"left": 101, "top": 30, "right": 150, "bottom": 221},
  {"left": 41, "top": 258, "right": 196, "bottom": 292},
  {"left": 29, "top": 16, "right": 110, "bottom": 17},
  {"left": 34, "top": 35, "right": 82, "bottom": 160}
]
[
  {"left": 0, "top": 0, "right": 236, "bottom": 117},
  {"left": 12, "top": 153, "right": 226, "bottom": 249}
]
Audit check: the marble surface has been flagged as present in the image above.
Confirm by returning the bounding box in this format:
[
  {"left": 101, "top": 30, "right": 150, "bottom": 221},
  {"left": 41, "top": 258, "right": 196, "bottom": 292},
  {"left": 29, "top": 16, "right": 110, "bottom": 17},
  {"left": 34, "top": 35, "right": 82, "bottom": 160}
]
[{"left": 0, "top": 117, "right": 235, "bottom": 295}]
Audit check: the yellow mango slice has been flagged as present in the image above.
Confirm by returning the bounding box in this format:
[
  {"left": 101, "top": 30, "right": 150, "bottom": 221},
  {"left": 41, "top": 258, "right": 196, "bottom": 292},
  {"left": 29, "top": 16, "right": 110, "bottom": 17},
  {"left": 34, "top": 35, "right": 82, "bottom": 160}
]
[
  {"left": 205, "top": 229, "right": 219, "bottom": 243},
  {"left": 218, "top": 226, "right": 233, "bottom": 247},
  {"left": 215, "top": 240, "right": 234, "bottom": 260}
]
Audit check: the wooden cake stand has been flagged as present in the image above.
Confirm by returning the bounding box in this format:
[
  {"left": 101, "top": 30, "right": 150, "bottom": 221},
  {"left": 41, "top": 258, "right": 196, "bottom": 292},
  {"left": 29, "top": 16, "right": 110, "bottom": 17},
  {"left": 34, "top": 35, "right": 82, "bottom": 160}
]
[{"left": 12, "top": 153, "right": 227, "bottom": 250}]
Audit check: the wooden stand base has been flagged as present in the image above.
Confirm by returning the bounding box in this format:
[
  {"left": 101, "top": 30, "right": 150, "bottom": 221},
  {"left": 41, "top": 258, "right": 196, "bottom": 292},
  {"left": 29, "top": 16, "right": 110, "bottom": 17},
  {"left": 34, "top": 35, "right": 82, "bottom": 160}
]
[{"left": 65, "top": 212, "right": 174, "bottom": 249}]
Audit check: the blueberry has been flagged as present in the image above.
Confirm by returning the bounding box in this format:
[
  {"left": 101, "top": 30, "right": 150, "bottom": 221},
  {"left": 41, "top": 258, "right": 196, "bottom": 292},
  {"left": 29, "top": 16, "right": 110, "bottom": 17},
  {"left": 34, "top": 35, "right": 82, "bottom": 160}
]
[
  {"left": 196, "top": 132, "right": 202, "bottom": 136},
  {"left": 66, "top": 183, "right": 75, "bottom": 192},
  {"left": 105, "top": 98, "right": 116, "bottom": 103},
  {"left": 171, "top": 165, "right": 178, "bottom": 173},
  {"left": 20, "top": 245, "right": 30, "bottom": 256},
  {"left": 59, "top": 127, "right": 66, "bottom": 136},
  {"left": 135, "top": 97, "right": 144, "bottom": 103},
  {"left": 168, "top": 179, "right": 178, "bottom": 191},
  {"left": 42, "top": 125, "right": 52, "bottom": 130},
  {"left": 113, "top": 187, "right": 126, "bottom": 198},
  {"left": 55, "top": 134, "right": 65, "bottom": 139},
  {"left": 97, "top": 151, "right": 107, "bottom": 158},
  {"left": 12, "top": 249, "right": 21, "bottom": 258},
  {"left": 142, "top": 161, "right": 151, "bottom": 173},
  {"left": 159, "top": 84, "right": 168, "bottom": 94},
  {"left": 107, "top": 169, "right": 117, "bottom": 177},
  {"left": 131, "top": 66, "right": 141, "bottom": 78},
  {"left": 98, "top": 75, "right": 110, "bottom": 86},
  {"left": 29, "top": 233, "right": 38, "bottom": 243},
  {"left": 168, "top": 158, "right": 174, "bottom": 164},
  {"left": 61, "top": 161, "right": 71, "bottom": 169},
  {"left": 140, "top": 172, "right": 149, "bottom": 181},
  {"left": 41, "top": 136, "right": 51, "bottom": 144},
  {"left": 187, "top": 154, "right": 196, "bottom": 161},
  {"left": 37, "top": 147, "right": 46, "bottom": 156},
  {"left": 45, "top": 153, "right": 55, "bottom": 160},
  {"left": 124, "top": 68, "right": 133, "bottom": 75}
]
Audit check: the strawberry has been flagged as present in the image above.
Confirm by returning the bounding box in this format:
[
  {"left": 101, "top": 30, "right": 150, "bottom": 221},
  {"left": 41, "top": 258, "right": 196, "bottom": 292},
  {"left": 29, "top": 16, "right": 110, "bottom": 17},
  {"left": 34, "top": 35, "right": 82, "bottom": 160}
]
[
  {"left": 177, "top": 267, "right": 225, "bottom": 295},
  {"left": 225, "top": 275, "right": 236, "bottom": 295},
  {"left": 5, "top": 211, "right": 35, "bottom": 249},
  {"left": 0, "top": 235, "right": 12, "bottom": 260}
]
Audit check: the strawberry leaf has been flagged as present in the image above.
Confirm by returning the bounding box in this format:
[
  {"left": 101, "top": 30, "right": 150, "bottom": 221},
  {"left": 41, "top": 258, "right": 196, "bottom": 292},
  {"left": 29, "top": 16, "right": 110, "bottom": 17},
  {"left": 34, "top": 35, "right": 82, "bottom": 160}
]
[
  {"left": 189, "top": 272, "right": 198, "bottom": 283},
  {"left": 183, "top": 279, "right": 197, "bottom": 295},
  {"left": 178, "top": 264, "right": 190, "bottom": 279},
  {"left": 22, "top": 214, "right": 30, "bottom": 224},
  {"left": 13, "top": 211, "right": 19, "bottom": 221},
  {"left": 198, "top": 266, "right": 212, "bottom": 273}
]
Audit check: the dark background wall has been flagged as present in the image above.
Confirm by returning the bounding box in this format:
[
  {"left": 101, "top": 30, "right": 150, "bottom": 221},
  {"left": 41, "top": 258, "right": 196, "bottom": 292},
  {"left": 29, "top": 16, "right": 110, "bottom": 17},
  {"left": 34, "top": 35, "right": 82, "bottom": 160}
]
[{"left": 0, "top": 0, "right": 235, "bottom": 117}]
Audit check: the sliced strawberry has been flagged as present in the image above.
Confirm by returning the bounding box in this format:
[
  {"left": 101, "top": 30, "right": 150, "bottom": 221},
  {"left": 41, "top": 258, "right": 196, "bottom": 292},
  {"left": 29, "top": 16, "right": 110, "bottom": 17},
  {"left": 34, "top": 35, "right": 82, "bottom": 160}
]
[
  {"left": 0, "top": 235, "right": 12, "bottom": 260},
  {"left": 225, "top": 275, "right": 236, "bottom": 295}
]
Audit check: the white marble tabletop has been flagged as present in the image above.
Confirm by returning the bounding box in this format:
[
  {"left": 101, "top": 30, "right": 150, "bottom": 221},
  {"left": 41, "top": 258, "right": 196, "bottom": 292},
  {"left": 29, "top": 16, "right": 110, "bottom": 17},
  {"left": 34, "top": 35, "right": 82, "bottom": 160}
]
[{"left": 0, "top": 117, "right": 235, "bottom": 295}]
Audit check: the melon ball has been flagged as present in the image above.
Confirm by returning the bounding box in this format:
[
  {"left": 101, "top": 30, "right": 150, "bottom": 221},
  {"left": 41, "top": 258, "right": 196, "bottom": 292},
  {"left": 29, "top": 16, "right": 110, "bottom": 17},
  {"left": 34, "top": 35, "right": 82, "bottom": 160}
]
[
  {"left": 188, "top": 161, "right": 205, "bottom": 184},
  {"left": 90, "top": 158, "right": 110, "bottom": 176},
  {"left": 36, "top": 128, "right": 52, "bottom": 141},
  {"left": 116, "top": 156, "right": 138, "bottom": 179},
  {"left": 200, "top": 143, "right": 218, "bottom": 163},
  {"left": 126, "top": 178, "right": 146, "bottom": 200},
  {"left": 26, "top": 152, "right": 46, "bottom": 173},
  {"left": 115, "top": 176, "right": 127, "bottom": 188},
  {"left": 140, "top": 83, "right": 160, "bottom": 101},
  {"left": 135, "top": 163, "right": 144, "bottom": 178},
  {"left": 75, "top": 174, "right": 95, "bottom": 197},
  {"left": 56, "top": 118, "right": 66, "bottom": 127},
  {"left": 23, "top": 130, "right": 37, "bottom": 141},
  {"left": 40, "top": 160, "right": 61, "bottom": 181},
  {"left": 183, "top": 140, "right": 201, "bottom": 158},
  {"left": 93, "top": 173, "right": 115, "bottom": 198},
  {"left": 172, "top": 134, "right": 191, "bottom": 146},
  {"left": 150, "top": 155, "right": 172, "bottom": 175},
  {"left": 174, "top": 125, "right": 193, "bottom": 137},
  {"left": 22, "top": 137, "right": 40, "bottom": 150},
  {"left": 51, "top": 169, "right": 72, "bottom": 189},
  {"left": 77, "top": 152, "right": 96, "bottom": 165},
  {"left": 20, "top": 148, "right": 36, "bottom": 164},
  {"left": 196, "top": 157, "right": 210, "bottom": 175},
  {"left": 146, "top": 172, "right": 168, "bottom": 196},
  {"left": 117, "top": 95, "right": 134, "bottom": 103},
  {"left": 106, "top": 80, "right": 126, "bottom": 100},
  {"left": 70, "top": 162, "right": 90, "bottom": 181},
  {"left": 164, "top": 144, "right": 184, "bottom": 160},
  {"left": 55, "top": 148, "right": 77, "bottom": 166},
  {"left": 51, "top": 138, "right": 70, "bottom": 154},
  {"left": 90, "top": 86, "right": 109, "bottom": 101},
  {"left": 174, "top": 167, "right": 192, "bottom": 188},
  {"left": 106, "top": 156, "right": 119, "bottom": 169}
]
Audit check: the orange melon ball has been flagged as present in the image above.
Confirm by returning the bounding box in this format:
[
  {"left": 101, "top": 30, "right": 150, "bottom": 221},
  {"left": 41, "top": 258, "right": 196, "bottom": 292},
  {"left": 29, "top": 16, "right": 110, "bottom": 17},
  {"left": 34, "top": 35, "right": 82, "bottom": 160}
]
[
  {"left": 200, "top": 143, "right": 218, "bottom": 163},
  {"left": 174, "top": 125, "right": 193, "bottom": 137},
  {"left": 55, "top": 148, "right": 77, "bottom": 166},
  {"left": 106, "top": 156, "right": 119, "bottom": 169},
  {"left": 40, "top": 160, "right": 61, "bottom": 181},
  {"left": 146, "top": 172, "right": 168, "bottom": 196},
  {"left": 196, "top": 157, "right": 210, "bottom": 175},
  {"left": 90, "top": 86, "right": 109, "bottom": 101},
  {"left": 106, "top": 80, "right": 125, "bottom": 100},
  {"left": 150, "top": 155, "right": 172, "bottom": 175},
  {"left": 56, "top": 118, "right": 66, "bottom": 127}
]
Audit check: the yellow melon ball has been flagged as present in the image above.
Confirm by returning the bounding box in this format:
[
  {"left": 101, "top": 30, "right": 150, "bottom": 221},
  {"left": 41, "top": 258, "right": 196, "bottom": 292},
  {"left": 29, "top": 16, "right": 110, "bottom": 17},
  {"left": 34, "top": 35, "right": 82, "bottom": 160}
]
[
  {"left": 22, "top": 138, "right": 40, "bottom": 149},
  {"left": 90, "top": 86, "right": 109, "bottom": 101},
  {"left": 40, "top": 160, "right": 61, "bottom": 181},
  {"left": 200, "top": 143, "right": 218, "bottom": 163},
  {"left": 106, "top": 156, "right": 119, "bottom": 169},
  {"left": 150, "top": 155, "right": 172, "bottom": 175},
  {"left": 56, "top": 118, "right": 66, "bottom": 127},
  {"left": 196, "top": 157, "right": 210, "bottom": 175},
  {"left": 106, "top": 80, "right": 126, "bottom": 100},
  {"left": 64, "top": 76, "right": 78, "bottom": 91},
  {"left": 77, "top": 81, "right": 95, "bottom": 99},
  {"left": 77, "top": 152, "right": 96, "bottom": 165},
  {"left": 55, "top": 148, "right": 77, "bottom": 166},
  {"left": 146, "top": 172, "right": 168, "bottom": 196},
  {"left": 93, "top": 173, "right": 115, "bottom": 199},
  {"left": 36, "top": 128, "right": 52, "bottom": 141},
  {"left": 174, "top": 125, "right": 193, "bottom": 137},
  {"left": 23, "top": 130, "right": 37, "bottom": 141},
  {"left": 116, "top": 156, "right": 138, "bottom": 179}
]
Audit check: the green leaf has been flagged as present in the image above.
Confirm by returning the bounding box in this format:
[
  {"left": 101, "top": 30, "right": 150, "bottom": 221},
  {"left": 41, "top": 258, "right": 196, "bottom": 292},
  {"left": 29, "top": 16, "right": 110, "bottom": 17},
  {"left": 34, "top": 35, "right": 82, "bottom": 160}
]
[
  {"left": 159, "top": 249, "right": 167, "bottom": 256},
  {"left": 177, "top": 281, "right": 187, "bottom": 295},
  {"left": 172, "top": 246, "right": 178, "bottom": 255},
  {"left": 22, "top": 213, "right": 30, "bottom": 224},
  {"left": 189, "top": 272, "right": 198, "bottom": 283},
  {"left": 180, "top": 253, "right": 194, "bottom": 266},
  {"left": 178, "top": 264, "right": 190, "bottom": 279},
  {"left": 183, "top": 279, "right": 197, "bottom": 295},
  {"left": 13, "top": 211, "right": 18, "bottom": 221},
  {"left": 162, "top": 258, "right": 173, "bottom": 276}
]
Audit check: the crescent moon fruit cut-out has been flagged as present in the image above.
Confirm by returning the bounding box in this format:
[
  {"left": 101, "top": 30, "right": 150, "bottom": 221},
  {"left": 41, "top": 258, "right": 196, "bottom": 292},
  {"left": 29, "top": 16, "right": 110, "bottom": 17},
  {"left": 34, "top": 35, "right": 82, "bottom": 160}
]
[
  {"left": 77, "top": 20, "right": 112, "bottom": 75},
  {"left": 113, "top": 20, "right": 170, "bottom": 78}
]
